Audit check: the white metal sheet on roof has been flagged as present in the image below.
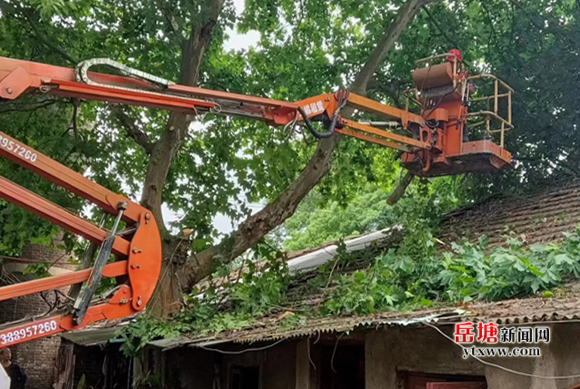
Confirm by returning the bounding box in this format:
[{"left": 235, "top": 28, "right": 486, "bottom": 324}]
[{"left": 287, "top": 227, "right": 397, "bottom": 273}]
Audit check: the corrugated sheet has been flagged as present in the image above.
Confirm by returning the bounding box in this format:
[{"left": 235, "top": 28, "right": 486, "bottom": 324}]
[
  {"left": 61, "top": 327, "right": 122, "bottom": 346},
  {"left": 149, "top": 288, "right": 580, "bottom": 349},
  {"left": 194, "top": 228, "right": 400, "bottom": 293},
  {"left": 58, "top": 314, "right": 138, "bottom": 346}
]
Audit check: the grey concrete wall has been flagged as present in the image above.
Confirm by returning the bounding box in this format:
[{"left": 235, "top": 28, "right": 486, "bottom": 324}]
[
  {"left": 365, "top": 324, "right": 580, "bottom": 389},
  {"left": 161, "top": 323, "right": 580, "bottom": 389},
  {"left": 365, "top": 326, "right": 484, "bottom": 389},
  {"left": 484, "top": 323, "right": 580, "bottom": 389}
]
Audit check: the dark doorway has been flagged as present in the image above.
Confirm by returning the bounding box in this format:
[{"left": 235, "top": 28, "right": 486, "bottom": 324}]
[
  {"left": 320, "top": 344, "right": 365, "bottom": 389},
  {"left": 229, "top": 366, "right": 260, "bottom": 389}
]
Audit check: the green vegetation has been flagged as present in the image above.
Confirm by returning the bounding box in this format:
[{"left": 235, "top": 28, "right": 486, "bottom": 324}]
[
  {"left": 323, "top": 231, "right": 580, "bottom": 315},
  {"left": 121, "top": 223, "right": 580, "bottom": 355},
  {"left": 284, "top": 176, "right": 469, "bottom": 251}
]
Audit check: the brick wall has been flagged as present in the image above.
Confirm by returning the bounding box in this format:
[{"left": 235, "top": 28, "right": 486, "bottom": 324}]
[{"left": 0, "top": 238, "right": 75, "bottom": 389}]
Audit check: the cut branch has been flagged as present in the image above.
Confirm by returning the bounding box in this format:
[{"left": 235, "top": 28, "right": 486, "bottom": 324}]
[
  {"left": 387, "top": 172, "right": 415, "bottom": 205},
  {"left": 180, "top": 0, "right": 444, "bottom": 289}
]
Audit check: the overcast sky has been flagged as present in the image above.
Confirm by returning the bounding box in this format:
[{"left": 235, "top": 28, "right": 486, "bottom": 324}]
[{"left": 224, "top": 0, "right": 260, "bottom": 51}]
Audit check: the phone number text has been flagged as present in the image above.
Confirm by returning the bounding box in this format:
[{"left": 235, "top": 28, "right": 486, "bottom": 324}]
[
  {"left": 0, "top": 134, "right": 38, "bottom": 162},
  {"left": 0, "top": 320, "right": 58, "bottom": 345}
]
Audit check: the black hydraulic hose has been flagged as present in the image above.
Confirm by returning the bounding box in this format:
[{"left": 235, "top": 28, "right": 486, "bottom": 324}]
[
  {"left": 298, "top": 106, "right": 336, "bottom": 139},
  {"left": 298, "top": 89, "right": 350, "bottom": 140}
]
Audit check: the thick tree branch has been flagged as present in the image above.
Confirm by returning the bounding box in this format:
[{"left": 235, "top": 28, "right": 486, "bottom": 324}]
[
  {"left": 0, "top": 99, "right": 61, "bottom": 115},
  {"left": 140, "top": 0, "right": 226, "bottom": 237},
  {"left": 351, "top": 0, "right": 442, "bottom": 94},
  {"left": 367, "top": 79, "right": 403, "bottom": 108},
  {"left": 145, "top": 1, "right": 227, "bottom": 317},
  {"left": 422, "top": 5, "right": 462, "bottom": 53},
  {"left": 180, "top": 0, "right": 444, "bottom": 289},
  {"left": 25, "top": 16, "right": 78, "bottom": 64},
  {"left": 157, "top": 0, "right": 180, "bottom": 34},
  {"left": 110, "top": 106, "right": 155, "bottom": 154}
]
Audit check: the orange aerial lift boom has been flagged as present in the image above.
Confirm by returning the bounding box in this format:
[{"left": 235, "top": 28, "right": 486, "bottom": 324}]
[{"left": 0, "top": 50, "right": 513, "bottom": 347}]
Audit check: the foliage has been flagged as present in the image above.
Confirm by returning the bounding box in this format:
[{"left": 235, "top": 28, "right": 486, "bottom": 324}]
[
  {"left": 177, "top": 243, "right": 289, "bottom": 331},
  {"left": 21, "top": 262, "right": 51, "bottom": 278},
  {"left": 0, "top": 0, "right": 513, "bottom": 256},
  {"left": 324, "top": 228, "right": 580, "bottom": 315},
  {"left": 121, "top": 225, "right": 580, "bottom": 354},
  {"left": 0, "top": 0, "right": 575, "bottom": 274},
  {"left": 119, "top": 316, "right": 181, "bottom": 357},
  {"left": 2, "top": 0, "right": 580, "bottom": 351},
  {"left": 284, "top": 175, "right": 469, "bottom": 252},
  {"left": 121, "top": 242, "right": 289, "bottom": 355}
]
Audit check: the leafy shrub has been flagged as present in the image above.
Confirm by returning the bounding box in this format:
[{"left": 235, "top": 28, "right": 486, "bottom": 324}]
[{"left": 324, "top": 228, "right": 580, "bottom": 315}]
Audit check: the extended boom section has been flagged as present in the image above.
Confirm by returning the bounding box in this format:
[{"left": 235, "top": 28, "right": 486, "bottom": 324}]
[{"left": 0, "top": 51, "right": 512, "bottom": 178}]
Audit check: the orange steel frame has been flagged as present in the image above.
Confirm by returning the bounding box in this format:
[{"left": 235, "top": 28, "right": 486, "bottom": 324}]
[
  {"left": 0, "top": 54, "right": 511, "bottom": 346},
  {"left": 0, "top": 125, "right": 162, "bottom": 346}
]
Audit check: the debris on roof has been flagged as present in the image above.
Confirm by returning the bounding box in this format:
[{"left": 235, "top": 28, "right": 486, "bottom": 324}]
[
  {"left": 148, "top": 284, "right": 580, "bottom": 350},
  {"left": 195, "top": 226, "right": 402, "bottom": 292},
  {"left": 147, "top": 182, "right": 580, "bottom": 351}
]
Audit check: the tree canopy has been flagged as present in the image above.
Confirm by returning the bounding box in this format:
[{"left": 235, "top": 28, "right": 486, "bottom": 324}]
[{"left": 0, "top": 0, "right": 579, "bottom": 316}]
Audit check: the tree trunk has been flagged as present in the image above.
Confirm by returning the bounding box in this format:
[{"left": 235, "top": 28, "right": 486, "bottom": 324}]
[
  {"left": 179, "top": 0, "right": 443, "bottom": 290},
  {"left": 143, "top": 0, "right": 226, "bottom": 316},
  {"left": 140, "top": 0, "right": 225, "bottom": 235}
]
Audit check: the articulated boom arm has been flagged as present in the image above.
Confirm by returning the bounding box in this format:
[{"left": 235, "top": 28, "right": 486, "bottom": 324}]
[
  {"left": 0, "top": 51, "right": 512, "bottom": 346},
  {"left": 0, "top": 130, "right": 161, "bottom": 347},
  {"left": 0, "top": 56, "right": 429, "bottom": 152},
  {"left": 0, "top": 54, "right": 513, "bottom": 177}
]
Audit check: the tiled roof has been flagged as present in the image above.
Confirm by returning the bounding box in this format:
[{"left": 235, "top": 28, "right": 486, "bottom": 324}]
[
  {"left": 149, "top": 181, "right": 580, "bottom": 349},
  {"left": 149, "top": 286, "right": 580, "bottom": 349},
  {"left": 439, "top": 181, "right": 580, "bottom": 247}
]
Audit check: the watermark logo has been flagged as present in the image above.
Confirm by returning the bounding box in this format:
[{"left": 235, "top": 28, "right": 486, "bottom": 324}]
[{"left": 454, "top": 322, "right": 549, "bottom": 359}]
